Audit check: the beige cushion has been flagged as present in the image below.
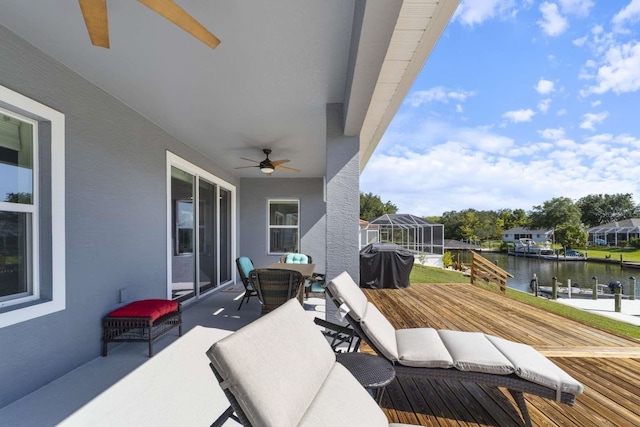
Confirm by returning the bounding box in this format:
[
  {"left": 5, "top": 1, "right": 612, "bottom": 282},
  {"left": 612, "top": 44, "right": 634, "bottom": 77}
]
[
  {"left": 299, "top": 363, "right": 390, "bottom": 426},
  {"left": 486, "top": 335, "right": 584, "bottom": 397},
  {"left": 437, "top": 330, "right": 515, "bottom": 375},
  {"left": 396, "top": 328, "right": 454, "bottom": 368},
  {"left": 360, "top": 302, "right": 399, "bottom": 361},
  {"left": 327, "top": 272, "right": 368, "bottom": 321},
  {"left": 207, "top": 299, "right": 336, "bottom": 427}
]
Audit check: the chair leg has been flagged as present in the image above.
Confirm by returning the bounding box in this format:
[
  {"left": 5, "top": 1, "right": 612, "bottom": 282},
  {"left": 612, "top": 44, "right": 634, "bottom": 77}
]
[
  {"left": 508, "top": 389, "right": 532, "bottom": 427},
  {"left": 237, "top": 293, "right": 248, "bottom": 310}
]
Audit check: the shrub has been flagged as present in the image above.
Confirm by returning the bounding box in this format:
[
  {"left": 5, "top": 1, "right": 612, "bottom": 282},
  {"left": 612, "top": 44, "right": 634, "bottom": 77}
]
[
  {"left": 442, "top": 251, "right": 453, "bottom": 268},
  {"left": 630, "top": 238, "right": 640, "bottom": 249}
]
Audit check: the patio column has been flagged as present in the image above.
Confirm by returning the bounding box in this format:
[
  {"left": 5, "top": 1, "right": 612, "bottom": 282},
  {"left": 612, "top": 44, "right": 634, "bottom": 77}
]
[{"left": 325, "top": 104, "right": 359, "bottom": 320}]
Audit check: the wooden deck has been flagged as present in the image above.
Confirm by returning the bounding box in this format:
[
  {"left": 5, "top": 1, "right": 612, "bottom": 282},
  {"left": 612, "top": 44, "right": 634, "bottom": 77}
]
[{"left": 363, "top": 283, "right": 640, "bottom": 426}]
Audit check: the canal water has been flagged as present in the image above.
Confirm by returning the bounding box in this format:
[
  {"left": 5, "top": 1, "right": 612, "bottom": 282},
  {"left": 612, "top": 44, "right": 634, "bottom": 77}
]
[{"left": 458, "top": 251, "right": 640, "bottom": 298}]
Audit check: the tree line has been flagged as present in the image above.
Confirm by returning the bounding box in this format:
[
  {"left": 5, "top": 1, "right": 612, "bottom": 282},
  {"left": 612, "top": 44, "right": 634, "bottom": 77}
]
[{"left": 360, "top": 192, "right": 640, "bottom": 249}]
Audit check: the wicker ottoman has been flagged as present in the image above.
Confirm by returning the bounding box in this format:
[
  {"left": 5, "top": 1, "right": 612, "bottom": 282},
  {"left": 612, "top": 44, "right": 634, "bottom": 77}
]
[{"left": 102, "top": 299, "right": 182, "bottom": 357}]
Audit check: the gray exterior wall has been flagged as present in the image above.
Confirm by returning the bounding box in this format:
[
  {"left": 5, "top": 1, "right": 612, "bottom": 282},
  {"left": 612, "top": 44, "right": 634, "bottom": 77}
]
[
  {"left": 239, "top": 178, "right": 326, "bottom": 273},
  {"left": 0, "top": 26, "right": 240, "bottom": 407},
  {"left": 325, "top": 104, "right": 360, "bottom": 321}
]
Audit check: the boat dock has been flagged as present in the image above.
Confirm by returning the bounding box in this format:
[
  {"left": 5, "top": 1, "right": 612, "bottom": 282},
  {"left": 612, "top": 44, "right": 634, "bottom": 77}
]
[{"left": 555, "top": 297, "right": 640, "bottom": 326}]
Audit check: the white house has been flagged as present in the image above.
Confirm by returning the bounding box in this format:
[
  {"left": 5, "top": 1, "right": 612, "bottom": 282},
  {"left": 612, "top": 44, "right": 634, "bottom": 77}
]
[{"left": 502, "top": 227, "right": 554, "bottom": 245}]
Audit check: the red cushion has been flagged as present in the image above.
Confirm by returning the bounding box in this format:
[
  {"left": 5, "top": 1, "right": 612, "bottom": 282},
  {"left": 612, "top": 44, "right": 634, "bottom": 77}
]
[{"left": 107, "top": 299, "right": 178, "bottom": 322}]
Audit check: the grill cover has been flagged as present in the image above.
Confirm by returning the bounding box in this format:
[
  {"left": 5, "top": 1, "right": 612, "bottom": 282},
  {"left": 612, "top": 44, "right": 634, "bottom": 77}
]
[{"left": 359, "top": 244, "right": 414, "bottom": 289}]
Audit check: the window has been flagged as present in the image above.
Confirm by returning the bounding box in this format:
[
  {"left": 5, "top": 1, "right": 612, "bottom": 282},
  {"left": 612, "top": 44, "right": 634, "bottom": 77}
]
[
  {"left": 0, "top": 84, "right": 65, "bottom": 328},
  {"left": 268, "top": 200, "right": 299, "bottom": 254}
]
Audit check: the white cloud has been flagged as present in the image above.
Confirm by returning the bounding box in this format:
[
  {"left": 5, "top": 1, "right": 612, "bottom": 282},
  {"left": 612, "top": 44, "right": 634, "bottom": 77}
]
[
  {"left": 558, "top": 0, "right": 594, "bottom": 17},
  {"left": 573, "top": 35, "right": 588, "bottom": 46},
  {"left": 456, "top": 104, "right": 464, "bottom": 114},
  {"left": 580, "top": 111, "right": 609, "bottom": 131},
  {"left": 582, "top": 41, "right": 640, "bottom": 95},
  {"left": 612, "top": 0, "right": 640, "bottom": 30},
  {"left": 537, "top": 98, "right": 552, "bottom": 113},
  {"left": 453, "top": 0, "right": 518, "bottom": 26},
  {"left": 590, "top": 100, "right": 601, "bottom": 107},
  {"left": 535, "top": 79, "right": 555, "bottom": 94},
  {"left": 538, "top": 2, "right": 568, "bottom": 36},
  {"left": 503, "top": 109, "right": 536, "bottom": 123},
  {"left": 557, "top": 108, "right": 567, "bottom": 116},
  {"left": 539, "top": 127, "right": 565, "bottom": 140},
  {"left": 406, "top": 86, "right": 477, "bottom": 107}
]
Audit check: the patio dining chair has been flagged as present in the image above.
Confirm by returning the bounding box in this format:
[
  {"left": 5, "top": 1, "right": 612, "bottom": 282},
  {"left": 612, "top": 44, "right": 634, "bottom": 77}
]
[
  {"left": 280, "top": 253, "right": 326, "bottom": 298},
  {"left": 235, "top": 257, "right": 258, "bottom": 310},
  {"left": 325, "top": 271, "right": 584, "bottom": 427},
  {"left": 249, "top": 268, "right": 304, "bottom": 315}
]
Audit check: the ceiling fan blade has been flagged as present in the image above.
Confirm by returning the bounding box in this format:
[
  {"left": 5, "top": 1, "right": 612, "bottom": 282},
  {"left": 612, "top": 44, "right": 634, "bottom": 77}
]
[
  {"left": 78, "top": 0, "right": 110, "bottom": 48},
  {"left": 235, "top": 165, "right": 260, "bottom": 169},
  {"left": 270, "top": 159, "right": 291, "bottom": 166},
  {"left": 138, "top": 0, "right": 220, "bottom": 49},
  {"left": 275, "top": 165, "right": 301, "bottom": 173},
  {"left": 240, "top": 157, "right": 260, "bottom": 163}
]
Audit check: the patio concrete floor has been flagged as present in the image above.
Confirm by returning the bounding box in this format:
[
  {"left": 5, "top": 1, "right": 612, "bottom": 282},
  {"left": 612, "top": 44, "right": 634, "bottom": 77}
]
[{"left": 0, "top": 284, "right": 327, "bottom": 426}]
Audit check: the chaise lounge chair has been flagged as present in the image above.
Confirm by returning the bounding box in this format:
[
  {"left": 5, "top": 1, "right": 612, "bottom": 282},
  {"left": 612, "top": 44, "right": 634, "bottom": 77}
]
[
  {"left": 206, "top": 299, "right": 417, "bottom": 427},
  {"left": 325, "top": 272, "right": 584, "bottom": 427}
]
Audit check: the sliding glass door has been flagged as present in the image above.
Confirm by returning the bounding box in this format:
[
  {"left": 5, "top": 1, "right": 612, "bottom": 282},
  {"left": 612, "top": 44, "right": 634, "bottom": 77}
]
[{"left": 168, "top": 153, "right": 235, "bottom": 303}]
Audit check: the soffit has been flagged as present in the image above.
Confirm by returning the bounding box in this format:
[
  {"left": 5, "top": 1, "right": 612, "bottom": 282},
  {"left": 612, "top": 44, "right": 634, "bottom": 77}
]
[{"left": 358, "top": 0, "right": 460, "bottom": 171}]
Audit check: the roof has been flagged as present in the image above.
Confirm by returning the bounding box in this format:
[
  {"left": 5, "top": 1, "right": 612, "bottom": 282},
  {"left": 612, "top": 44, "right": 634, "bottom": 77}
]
[
  {"left": 443, "top": 239, "right": 481, "bottom": 250},
  {"left": 502, "top": 227, "right": 553, "bottom": 235},
  {"left": 0, "top": 1, "right": 459, "bottom": 178},
  {"left": 369, "top": 213, "right": 442, "bottom": 228},
  {"left": 588, "top": 218, "right": 640, "bottom": 233}
]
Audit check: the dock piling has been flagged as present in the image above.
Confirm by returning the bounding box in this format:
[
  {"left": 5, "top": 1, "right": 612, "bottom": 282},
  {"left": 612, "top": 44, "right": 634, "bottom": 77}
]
[
  {"left": 592, "top": 276, "right": 598, "bottom": 300},
  {"left": 629, "top": 276, "right": 636, "bottom": 301},
  {"left": 552, "top": 277, "right": 558, "bottom": 300},
  {"left": 567, "top": 279, "right": 572, "bottom": 299}
]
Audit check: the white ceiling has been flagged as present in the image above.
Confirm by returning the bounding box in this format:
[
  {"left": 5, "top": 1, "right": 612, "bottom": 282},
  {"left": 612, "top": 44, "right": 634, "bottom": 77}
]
[{"left": 0, "top": 0, "right": 458, "bottom": 178}]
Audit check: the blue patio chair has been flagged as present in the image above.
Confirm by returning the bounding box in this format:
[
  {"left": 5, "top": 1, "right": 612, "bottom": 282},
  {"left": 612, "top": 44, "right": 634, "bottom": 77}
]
[
  {"left": 281, "top": 253, "right": 325, "bottom": 298},
  {"left": 235, "top": 257, "right": 258, "bottom": 310}
]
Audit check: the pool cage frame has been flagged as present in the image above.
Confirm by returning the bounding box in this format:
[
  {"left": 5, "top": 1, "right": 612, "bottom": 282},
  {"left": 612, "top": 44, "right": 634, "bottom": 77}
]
[{"left": 360, "top": 214, "right": 444, "bottom": 255}]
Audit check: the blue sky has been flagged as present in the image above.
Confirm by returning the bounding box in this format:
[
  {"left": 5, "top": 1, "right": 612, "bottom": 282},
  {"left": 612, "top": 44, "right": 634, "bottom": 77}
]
[{"left": 360, "top": 0, "right": 640, "bottom": 217}]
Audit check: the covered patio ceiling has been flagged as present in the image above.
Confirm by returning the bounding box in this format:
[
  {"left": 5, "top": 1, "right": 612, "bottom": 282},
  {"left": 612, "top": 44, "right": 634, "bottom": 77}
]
[{"left": 0, "top": 0, "right": 457, "bottom": 178}]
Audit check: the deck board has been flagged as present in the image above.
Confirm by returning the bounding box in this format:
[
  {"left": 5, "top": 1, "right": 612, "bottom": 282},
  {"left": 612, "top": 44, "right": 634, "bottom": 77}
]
[{"left": 363, "top": 283, "right": 640, "bottom": 426}]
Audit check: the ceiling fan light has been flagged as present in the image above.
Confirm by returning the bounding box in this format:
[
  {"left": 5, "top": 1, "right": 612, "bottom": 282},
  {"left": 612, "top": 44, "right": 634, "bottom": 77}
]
[{"left": 260, "top": 166, "right": 274, "bottom": 174}]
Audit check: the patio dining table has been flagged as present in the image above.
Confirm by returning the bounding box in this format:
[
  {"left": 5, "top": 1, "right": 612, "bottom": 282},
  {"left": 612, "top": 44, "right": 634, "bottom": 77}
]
[{"left": 268, "top": 262, "right": 315, "bottom": 303}]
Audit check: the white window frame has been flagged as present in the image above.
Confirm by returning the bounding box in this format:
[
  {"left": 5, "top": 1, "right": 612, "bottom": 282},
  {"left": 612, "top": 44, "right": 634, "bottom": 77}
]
[
  {"left": 166, "top": 151, "right": 236, "bottom": 299},
  {"left": 0, "top": 84, "right": 65, "bottom": 328},
  {"left": 267, "top": 199, "right": 300, "bottom": 255}
]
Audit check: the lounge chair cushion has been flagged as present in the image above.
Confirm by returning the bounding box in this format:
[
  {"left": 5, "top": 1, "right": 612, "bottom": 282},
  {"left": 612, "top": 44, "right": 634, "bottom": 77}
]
[
  {"left": 327, "top": 271, "right": 368, "bottom": 321},
  {"left": 208, "top": 300, "right": 336, "bottom": 427},
  {"left": 396, "top": 328, "right": 454, "bottom": 368},
  {"left": 298, "top": 363, "right": 390, "bottom": 426},
  {"left": 486, "top": 335, "right": 584, "bottom": 395},
  {"left": 437, "top": 330, "right": 515, "bottom": 375},
  {"left": 360, "top": 302, "right": 399, "bottom": 361}
]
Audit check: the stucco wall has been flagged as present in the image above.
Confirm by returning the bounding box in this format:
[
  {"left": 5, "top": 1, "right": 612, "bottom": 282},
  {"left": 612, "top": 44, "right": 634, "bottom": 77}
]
[
  {"left": 239, "top": 178, "right": 326, "bottom": 273},
  {"left": 0, "top": 26, "right": 240, "bottom": 407}
]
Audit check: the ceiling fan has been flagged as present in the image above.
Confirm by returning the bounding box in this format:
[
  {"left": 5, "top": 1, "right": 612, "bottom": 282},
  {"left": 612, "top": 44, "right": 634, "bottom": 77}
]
[
  {"left": 78, "top": 0, "right": 220, "bottom": 49},
  {"left": 236, "top": 149, "right": 301, "bottom": 176}
]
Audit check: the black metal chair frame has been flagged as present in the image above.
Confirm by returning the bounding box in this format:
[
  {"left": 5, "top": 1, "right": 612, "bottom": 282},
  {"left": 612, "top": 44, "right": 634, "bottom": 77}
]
[{"left": 235, "top": 257, "right": 258, "bottom": 310}]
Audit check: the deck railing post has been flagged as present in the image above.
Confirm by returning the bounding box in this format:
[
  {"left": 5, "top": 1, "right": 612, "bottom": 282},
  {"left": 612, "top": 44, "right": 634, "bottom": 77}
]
[
  {"left": 629, "top": 276, "right": 636, "bottom": 301},
  {"left": 610, "top": 281, "right": 622, "bottom": 313},
  {"left": 551, "top": 276, "right": 558, "bottom": 300}
]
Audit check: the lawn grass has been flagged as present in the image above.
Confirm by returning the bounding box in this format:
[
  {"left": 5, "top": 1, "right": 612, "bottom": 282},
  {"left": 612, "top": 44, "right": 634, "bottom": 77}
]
[
  {"left": 410, "top": 264, "right": 471, "bottom": 284},
  {"left": 411, "top": 264, "right": 640, "bottom": 340},
  {"left": 587, "top": 247, "right": 640, "bottom": 262}
]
